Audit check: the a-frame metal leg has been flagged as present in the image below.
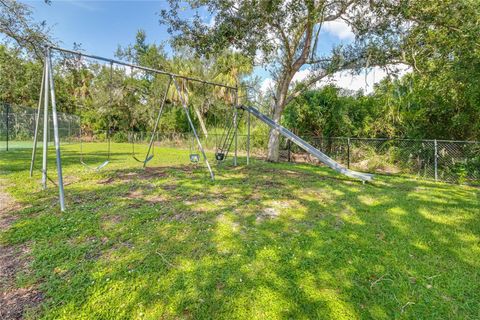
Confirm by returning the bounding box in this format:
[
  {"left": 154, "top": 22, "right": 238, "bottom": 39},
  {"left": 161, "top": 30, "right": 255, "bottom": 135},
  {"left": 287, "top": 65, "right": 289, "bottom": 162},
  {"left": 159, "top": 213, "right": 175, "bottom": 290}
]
[
  {"left": 41, "top": 53, "right": 50, "bottom": 190},
  {"left": 30, "top": 58, "right": 47, "bottom": 177},
  {"left": 143, "top": 76, "right": 172, "bottom": 168},
  {"left": 247, "top": 109, "right": 250, "bottom": 165},
  {"left": 233, "top": 89, "right": 238, "bottom": 166},
  {"left": 172, "top": 77, "right": 214, "bottom": 181},
  {"left": 47, "top": 48, "right": 66, "bottom": 211}
]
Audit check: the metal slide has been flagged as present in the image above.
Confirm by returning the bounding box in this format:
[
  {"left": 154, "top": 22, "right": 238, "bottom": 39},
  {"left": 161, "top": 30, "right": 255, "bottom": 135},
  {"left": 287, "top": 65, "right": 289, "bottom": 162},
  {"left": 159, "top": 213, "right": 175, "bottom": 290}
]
[{"left": 239, "top": 105, "right": 373, "bottom": 182}]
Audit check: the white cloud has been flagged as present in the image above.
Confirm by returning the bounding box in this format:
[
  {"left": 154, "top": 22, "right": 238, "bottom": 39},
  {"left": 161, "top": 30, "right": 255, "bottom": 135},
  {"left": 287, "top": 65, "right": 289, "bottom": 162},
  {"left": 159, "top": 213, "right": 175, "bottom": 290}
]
[
  {"left": 260, "top": 78, "right": 275, "bottom": 94},
  {"left": 64, "top": 0, "right": 99, "bottom": 12},
  {"left": 207, "top": 15, "right": 216, "bottom": 28},
  {"left": 323, "top": 65, "right": 411, "bottom": 93},
  {"left": 259, "top": 64, "right": 411, "bottom": 95},
  {"left": 292, "top": 69, "right": 310, "bottom": 83},
  {"left": 322, "top": 20, "right": 355, "bottom": 40}
]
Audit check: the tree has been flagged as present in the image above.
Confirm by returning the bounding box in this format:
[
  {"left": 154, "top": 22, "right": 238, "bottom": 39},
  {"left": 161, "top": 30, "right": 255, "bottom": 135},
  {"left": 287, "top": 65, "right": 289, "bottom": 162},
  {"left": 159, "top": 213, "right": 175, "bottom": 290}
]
[
  {"left": 283, "top": 85, "right": 361, "bottom": 137},
  {"left": 0, "top": 44, "right": 43, "bottom": 106},
  {"left": 0, "top": 0, "right": 52, "bottom": 59},
  {"left": 160, "top": 0, "right": 406, "bottom": 161},
  {"left": 356, "top": 0, "right": 480, "bottom": 140}
]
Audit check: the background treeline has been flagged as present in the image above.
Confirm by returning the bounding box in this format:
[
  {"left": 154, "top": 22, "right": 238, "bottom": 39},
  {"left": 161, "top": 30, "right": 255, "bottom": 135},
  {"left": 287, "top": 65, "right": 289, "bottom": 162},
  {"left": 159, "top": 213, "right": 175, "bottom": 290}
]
[
  {"left": 0, "top": 31, "right": 253, "bottom": 137},
  {"left": 284, "top": 70, "right": 480, "bottom": 140},
  {"left": 1, "top": 31, "right": 479, "bottom": 141}
]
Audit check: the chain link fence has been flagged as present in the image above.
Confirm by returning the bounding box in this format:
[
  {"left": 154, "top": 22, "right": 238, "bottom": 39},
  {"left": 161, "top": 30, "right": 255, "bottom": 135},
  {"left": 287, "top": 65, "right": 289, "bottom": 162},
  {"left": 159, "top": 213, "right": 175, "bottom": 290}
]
[
  {"left": 0, "top": 103, "right": 80, "bottom": 150},
  {"left": 1, "top": 103, "right": 478, "bottom": 185},
  {"left": 277, "top": 136, "right": 480, "bottom": 185}
]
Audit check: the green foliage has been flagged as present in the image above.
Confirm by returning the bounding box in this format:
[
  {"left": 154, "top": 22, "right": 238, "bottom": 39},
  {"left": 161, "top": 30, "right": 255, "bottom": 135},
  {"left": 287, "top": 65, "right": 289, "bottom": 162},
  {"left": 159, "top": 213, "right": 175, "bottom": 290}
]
[
  {"left": 0, "top": 30, "right": 254, "bottom": 137},
  {"left": 111, "top": 131, "right": 128, "bottom": 143},
  {"left": 249, "top": 123, "right": 270, "bottom": 149},
  {"left": 283, "top": 68, "right": 480, "bottom": 140},
  {"left": 0, "top": 0, "right": 52, "bottom": 59},
  {"left": 0, "top": 45, "right": 43, "bottom": 107},
  {"left": 284, "top": 85, "right": 358, "bottom": 137}
]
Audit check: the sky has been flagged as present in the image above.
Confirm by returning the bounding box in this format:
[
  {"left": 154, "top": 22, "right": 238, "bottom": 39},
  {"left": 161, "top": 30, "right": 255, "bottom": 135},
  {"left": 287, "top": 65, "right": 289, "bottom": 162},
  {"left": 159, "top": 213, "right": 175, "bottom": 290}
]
[{"left": 24, "top": 0, "right": 404, "bottom": 93}]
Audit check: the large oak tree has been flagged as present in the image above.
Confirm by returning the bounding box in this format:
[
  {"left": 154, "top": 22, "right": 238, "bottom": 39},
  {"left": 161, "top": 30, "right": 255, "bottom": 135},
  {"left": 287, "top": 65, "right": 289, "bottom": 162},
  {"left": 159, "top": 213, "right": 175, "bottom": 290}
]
[{"left": 160, "top": 0, "right": 410, "bottom": 161}]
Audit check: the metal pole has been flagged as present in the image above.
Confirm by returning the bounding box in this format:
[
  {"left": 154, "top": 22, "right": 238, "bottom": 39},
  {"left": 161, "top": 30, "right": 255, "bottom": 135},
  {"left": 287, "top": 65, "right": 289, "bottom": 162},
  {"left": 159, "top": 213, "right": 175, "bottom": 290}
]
[
  {"left": 247, "top": 109, "right": 250, "bottom": 165},
  {"left": 233, "top": 88, "right": 238, "bottom": 166},
  {"left": 30, "top": 59, "right": 46, "bottom": 176},
  {"left": 287, "top": 139, "right": 291, "bottom": 162},
  {"left": 41, "top": 52, "right": 50, "bottom": 190},
  {"left": 434, "top": 139, "right": 438, "bottom": 182},
  {"left": 144, "top": 77, "right": 172, "bottom": 167},
  {"left": 5, "top": 103, "right": 9, "bottom": 151},
  {"left": 172, "top": 77, "right": 214, "bottom": 181},
  {"left": 48, "top": 46, "right": 236, "bottom": 90},
  {"left": 47, "top": 48, "right": 66, "bottom": 211},
  {"left": 347, "top": 137, "right": 351, "bottom": 169}
]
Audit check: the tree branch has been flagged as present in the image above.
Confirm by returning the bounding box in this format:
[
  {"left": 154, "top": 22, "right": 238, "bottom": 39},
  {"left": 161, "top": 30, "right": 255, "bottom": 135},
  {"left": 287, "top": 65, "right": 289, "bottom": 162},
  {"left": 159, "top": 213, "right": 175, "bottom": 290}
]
[
  {"left": 324, "top": 0, "right": 355, "bottom": 22},
  {"left": 271, "top": 21, "right": 293, "bottom": 64}
]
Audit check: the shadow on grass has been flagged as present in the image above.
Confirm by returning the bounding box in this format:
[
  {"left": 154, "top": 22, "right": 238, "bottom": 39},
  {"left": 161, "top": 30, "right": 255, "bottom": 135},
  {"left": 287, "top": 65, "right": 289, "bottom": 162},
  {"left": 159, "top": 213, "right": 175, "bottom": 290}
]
[{"left": 1, "top": 147, "right": 479, "bottom": 319}]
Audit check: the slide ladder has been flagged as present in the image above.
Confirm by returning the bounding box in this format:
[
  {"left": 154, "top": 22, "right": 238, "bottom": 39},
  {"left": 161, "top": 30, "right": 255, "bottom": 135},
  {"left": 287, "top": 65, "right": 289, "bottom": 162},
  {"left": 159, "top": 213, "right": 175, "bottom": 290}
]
[
  {"left": 215, "top": 108, "right": 244, "bottom": 161},
  {"left": 240, "top": 105, "right": 373, "bottom": 182}
]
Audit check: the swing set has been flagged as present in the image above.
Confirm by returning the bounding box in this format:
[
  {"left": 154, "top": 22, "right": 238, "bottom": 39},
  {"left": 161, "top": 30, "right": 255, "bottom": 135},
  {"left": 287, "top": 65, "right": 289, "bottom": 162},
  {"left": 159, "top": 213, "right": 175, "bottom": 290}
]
[{"left": 30, "top": 46, "right": 242, "bottom": 211}]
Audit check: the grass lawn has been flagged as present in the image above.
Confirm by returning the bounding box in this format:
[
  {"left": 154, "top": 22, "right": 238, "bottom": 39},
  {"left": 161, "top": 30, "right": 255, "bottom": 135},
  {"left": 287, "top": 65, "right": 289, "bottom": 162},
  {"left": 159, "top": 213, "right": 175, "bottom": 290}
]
[{"left": 0, "top": 142, "right": 479, "bottom": 319}]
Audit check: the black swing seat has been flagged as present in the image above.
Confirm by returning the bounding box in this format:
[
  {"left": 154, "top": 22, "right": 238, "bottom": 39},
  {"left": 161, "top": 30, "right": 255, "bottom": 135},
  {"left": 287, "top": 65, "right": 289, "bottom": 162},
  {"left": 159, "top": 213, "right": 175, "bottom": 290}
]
[
  {"left": 215, "top": 152, "right": 225, "bottom": 161},
  {"left": 132, "top": 154, "right": 154, "bottom": 164},
  {"left": 190, "top": 153, "right": 200, "bottom": 163}
]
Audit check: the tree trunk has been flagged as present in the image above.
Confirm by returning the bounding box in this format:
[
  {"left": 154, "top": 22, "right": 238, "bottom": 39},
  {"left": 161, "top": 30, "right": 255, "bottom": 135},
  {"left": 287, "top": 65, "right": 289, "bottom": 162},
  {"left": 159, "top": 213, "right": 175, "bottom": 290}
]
[
  {"left": 266, "top": 65, "right": 295, "bottom": 161},
  {"left": 266, "top": 81, "right": 289, "bottom": 162},
  {"left": 266, "top": 105, "right": 283, "bottom": 161},
  {"left": 265, "top": 22, "right": 313, "bottom": 162}
]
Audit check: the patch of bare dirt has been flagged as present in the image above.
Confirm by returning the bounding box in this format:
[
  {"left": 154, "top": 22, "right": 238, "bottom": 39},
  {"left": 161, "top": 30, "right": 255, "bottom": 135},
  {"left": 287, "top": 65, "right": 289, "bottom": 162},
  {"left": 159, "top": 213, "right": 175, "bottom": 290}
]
[
  {"left": 145, "top": 194, "right": 168, "bottom": 204},
  {"left": 353, "top": 159, "right": 400, "bottom": 174},
  {"left": 256, "top": 207, "right": 280, "bottom": 222},
  {"left": 0, "top": 181, "right": 43, "bottom": 319},
  {"left": 98, "top": 166, "right": 194, "bottom": 186},
  {"left": 101, "top": 214, "right": 124, "bottom": 225},
  {"left": 162, "top": 184, "right": 178, "bottom": 191},
  {"left": 168, "top": 210, "right": 201, "bottom": 222},
  {"left": 1, "top": 287, "right": 43, "bottom": 320},
  {"left": 126, "top": 189, "right": 144, "bottom": 199},
  {"left": 97, "top": 176, "right": 115, "bottom": 185}
]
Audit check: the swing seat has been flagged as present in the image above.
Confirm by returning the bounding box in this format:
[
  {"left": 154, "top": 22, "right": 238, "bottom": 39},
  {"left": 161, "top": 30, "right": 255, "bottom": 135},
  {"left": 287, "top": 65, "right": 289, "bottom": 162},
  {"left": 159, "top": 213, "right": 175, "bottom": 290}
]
[
  {"left": 132, "top": 154, "right": 154, "bottom": 164},
  {"left": 81, "top": 159, "right": 109, "bottom": 171},
  {"left": 215, "top": 152, "right": 225, "bottom": 161},
  {"left": 96, "top": 160, "right": 110, "bottom": 171},
  {"left": 145, "top": 154, "right": 154, "bottom": 163},
  {"left": 190, "top": 153, "right": 200, "bottom": 163}
]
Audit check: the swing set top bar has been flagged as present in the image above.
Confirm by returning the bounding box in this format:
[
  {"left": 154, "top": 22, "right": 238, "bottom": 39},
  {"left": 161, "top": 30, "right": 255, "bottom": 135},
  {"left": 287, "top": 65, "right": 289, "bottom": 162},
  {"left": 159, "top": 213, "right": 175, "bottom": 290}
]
[{"left": 48, "top": 46, "right": 238, "bottom": 90}]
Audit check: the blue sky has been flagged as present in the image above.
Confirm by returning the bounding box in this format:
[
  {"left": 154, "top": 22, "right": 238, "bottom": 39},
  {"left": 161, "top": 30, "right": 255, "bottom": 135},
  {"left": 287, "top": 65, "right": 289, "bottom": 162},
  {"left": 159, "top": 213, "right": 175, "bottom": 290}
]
[
  {"left": 24, "top": 0, "right": 395, "bottom": 90},
  {"left": 26, "top": 1, "right": 174, "bottom": 57}
]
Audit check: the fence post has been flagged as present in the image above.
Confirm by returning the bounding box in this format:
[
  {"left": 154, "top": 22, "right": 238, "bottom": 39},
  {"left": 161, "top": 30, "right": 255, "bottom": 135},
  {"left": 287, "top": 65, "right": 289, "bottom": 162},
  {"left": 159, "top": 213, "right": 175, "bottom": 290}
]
[
  {"left": 347, "top": 137, "right": 351, "bottom": 169},
  {"left": 287, "top": 139, "right": 291, "bottom": 162},
  {"left": 434, "top": 139, "right": 438, "bottom": 181},
  {"left": 5, "top": 104, "right": 9, "bottom": 151},
  {"left": 246, "top": 110, "right": 250, "bottom": 165}
]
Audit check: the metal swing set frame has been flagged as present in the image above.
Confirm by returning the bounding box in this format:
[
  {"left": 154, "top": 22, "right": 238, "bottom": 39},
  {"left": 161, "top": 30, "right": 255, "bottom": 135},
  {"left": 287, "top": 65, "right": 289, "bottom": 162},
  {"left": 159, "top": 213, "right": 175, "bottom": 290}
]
[{"left": 30, "top": 46, "right": 243, "bottom": 212}]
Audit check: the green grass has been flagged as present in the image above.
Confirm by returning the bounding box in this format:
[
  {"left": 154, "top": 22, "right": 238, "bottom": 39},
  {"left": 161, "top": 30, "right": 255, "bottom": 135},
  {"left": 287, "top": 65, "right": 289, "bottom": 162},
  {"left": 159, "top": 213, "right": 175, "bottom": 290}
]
[
  {"left": 1, "top": 139, "right": 42, "bottom": 149},
  {"left": 0, "top": 143, "right": 479, "bottom": 319}
]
